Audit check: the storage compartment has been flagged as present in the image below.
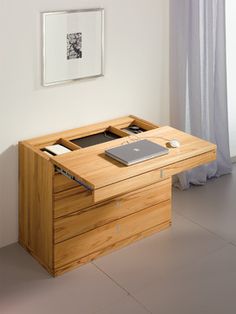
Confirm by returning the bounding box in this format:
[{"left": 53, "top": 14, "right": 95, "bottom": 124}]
[
  {"left": 19, "top": 115, "right": 216, "bottom": 276},
  {"left": 54, "top": 184, "right": 93, "bottom": 218},
  {"left": 69, "top": 126, "right": 129, "bottom": 148},
  {"left": 54, "top": 200, "right": 171, "bottom": 274},
  {"left": 71, "top": 130, "right": 120, "bottom": 148},
  {"left": 41, "top": 138, "right": 79, "bottom": 156},
  {"left": 121, "top": 118, "right": 158, "bottom": 135},
  {"left": 54, "top": 173, "right": 81, "bottom": 193},
  {"left": 54, "top": 179, "right": 171, "bottom": 243},
  {"left": 122, "top": 124, "right": 146, "bottom": 135},
  {"left": 37, "top": 116, "right": 158, "bottom": 155}
]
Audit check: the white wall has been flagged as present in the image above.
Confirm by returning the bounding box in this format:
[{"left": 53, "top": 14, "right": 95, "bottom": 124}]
[
  {"left": 226, "top": 0, "right": 236, "bottom": 157},
  {"left": 0, "top": 0, "right": 169, "bottom": 248}
]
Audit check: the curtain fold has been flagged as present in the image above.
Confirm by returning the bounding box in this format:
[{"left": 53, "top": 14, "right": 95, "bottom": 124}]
[{"left": 170, "top": 0, "right": 232, "bottom": 189}]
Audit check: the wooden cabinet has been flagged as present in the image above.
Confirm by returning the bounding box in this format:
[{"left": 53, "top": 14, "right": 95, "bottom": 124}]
[{"left": 19, "top": 115, "right": 216, "bottom": 276}]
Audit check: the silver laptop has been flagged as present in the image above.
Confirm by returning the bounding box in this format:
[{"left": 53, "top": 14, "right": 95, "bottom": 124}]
[{"left": 105, "top": 139, "right": 169, "bottom": 166}]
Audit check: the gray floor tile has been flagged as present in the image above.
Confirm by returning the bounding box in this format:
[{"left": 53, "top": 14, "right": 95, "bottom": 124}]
[
  {"left": 94, "top": 213, "right": 227, "bottom": 293},
  {"left": 93, "top": 295, "right": 151, "bottom": 314},
  {"left": 132, "top": 244, "right": 236, "bottom": 314},
  {"left": 0, "top": 244, "right": 127, "bottom": 314},
  {"left": 173, "top": 165, "right": 236, "bottom": 244}
]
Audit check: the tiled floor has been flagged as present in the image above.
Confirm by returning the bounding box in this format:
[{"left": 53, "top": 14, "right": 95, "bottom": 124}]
[{"left": 1, "top": 165, "right": 236, "bottom": 314}]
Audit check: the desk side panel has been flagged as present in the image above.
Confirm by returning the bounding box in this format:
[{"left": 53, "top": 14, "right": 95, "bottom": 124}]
[{"left": 19, "top": 142, "right": 54, "bottom": 273}]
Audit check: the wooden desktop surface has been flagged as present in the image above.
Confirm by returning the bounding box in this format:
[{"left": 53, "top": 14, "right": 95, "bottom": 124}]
[{"left": 51, "top": 126, "right": 216, "bottom": 191}]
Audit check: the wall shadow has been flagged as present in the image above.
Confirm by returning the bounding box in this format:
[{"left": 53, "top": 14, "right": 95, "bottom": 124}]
[
  {"left": 0, "top": 147, "right": 52, "bottom": 304},
  {"left": 0, "top": 243, "right": 51, "bottom": 307},
  {"left": 0, "top": 145, "right": 18, "bottom": 248}
]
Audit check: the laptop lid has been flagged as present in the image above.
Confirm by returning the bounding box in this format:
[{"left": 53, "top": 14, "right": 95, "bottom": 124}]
[{"left": 105, "top": 139, "right": 169, "bottom": 166}]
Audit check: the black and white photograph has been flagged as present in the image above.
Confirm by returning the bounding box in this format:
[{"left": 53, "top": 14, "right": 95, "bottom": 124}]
[
  {"left": 42, "top": 8, "right": 104, "bottom": 86},
  {"left": 67, "top": 32, "right": 82, "bottom": 60}
]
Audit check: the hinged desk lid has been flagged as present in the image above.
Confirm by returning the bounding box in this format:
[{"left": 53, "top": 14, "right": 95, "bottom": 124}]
[{"left": 50, "top": 126, "right": 216, "bottom": 196}]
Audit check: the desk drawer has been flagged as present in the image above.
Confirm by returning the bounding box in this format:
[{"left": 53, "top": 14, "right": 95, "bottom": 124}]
[
  {"left": 54, "top": 186, "right": 93, "bottom": 218},
  {"left": 54, "top": 179, "right": 171, "bottom": 243},
  {"left": 54, "top": 199, "right": 171, "bottom": 273},
  {"left": 54, "top": 173, "right": 80, "bottom": 193},
  {"left": 93, "top": 167, "right": 165, "bottom": 203}
]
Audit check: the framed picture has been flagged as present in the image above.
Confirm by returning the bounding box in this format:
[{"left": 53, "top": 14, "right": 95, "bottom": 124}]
[{"left": 42, "top": 8, "right": 104, "bottom": 86}]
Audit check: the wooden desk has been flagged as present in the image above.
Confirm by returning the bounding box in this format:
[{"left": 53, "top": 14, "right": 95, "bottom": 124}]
[{"left": 19, "top": 115, "right": 216, "bottom": 276}]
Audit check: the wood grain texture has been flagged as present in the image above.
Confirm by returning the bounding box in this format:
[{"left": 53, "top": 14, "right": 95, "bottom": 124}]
[
  {"left": 19, "top": 240, "right": 54, "bottom": 276},
  {"left": 93, "top": 166, "right": 164, "bottom": 203},
  {"left": 19, "top": 115, "right": 217, "bottom": 276},
  {"left": 54, "top": 179, "right": 171, "bottom": 243},
  {"left": 19, "top": 142, "right": 53, "bottom": 271},
  {"left": 27, "top": 116, "right": 135, "bottom": 147},
  {"left": 54, "top": 185, "right": 93, "bottom": 218},
  {"left": 51, "top": 126, "right": 216, "bottom": 192},
  {"left": 54, "top": 220, "right": 171, "bottom": 276},
  {"left": 54, "top": 200, "right": 171, "bottom": 269},
  {"left": 160, "top": 150, "right": 216, "bottom": 178},
  {"left": 53, "top": 173, "right": 80, "bottom": 193},
  {"left": 94, "top": 150, "right": 216, "bottom": 202},
  {"left": 57, "top": 138, "right": 80, "bottom": 151},
  {"left": 54, "top": 167, "right": 168, "bottom": 214},
  {"left": 19, "top": 143, "right": 29, "bottom": 246},
  {"left": 129, "top": 115, "right": 160, "bottom": 129},
  {"left": 107, "top": 126, "right": 130, "bottom": 138}
]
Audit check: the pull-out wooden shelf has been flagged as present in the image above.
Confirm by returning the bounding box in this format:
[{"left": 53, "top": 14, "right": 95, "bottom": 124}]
[{"left": 19, "top": 115, "right": 216, "bottom": 276}]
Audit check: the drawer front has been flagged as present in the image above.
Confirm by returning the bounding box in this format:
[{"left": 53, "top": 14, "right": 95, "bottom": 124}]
[
  {"left": 54, "top": 186, "right": 93, "bottom": 218},
  {"left": 54, "top": 173, "right": 80, "bottom": 193},
  {"left": 54, "top": 179, "right": 171, "bottom": 243},
  {"left": 93, "top": 167, "right": 165, "bottom": 203},
  {"left": 54, "top": 199, "right": 171, "bottom": 269},
  {"left": 54, "top": 173, "right": 172, "bottom": 219}
]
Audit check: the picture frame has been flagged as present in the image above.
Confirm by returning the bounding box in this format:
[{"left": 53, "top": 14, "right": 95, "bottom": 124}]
[{"left": 42, "top": 8, "right": 104, "bottom": 86}]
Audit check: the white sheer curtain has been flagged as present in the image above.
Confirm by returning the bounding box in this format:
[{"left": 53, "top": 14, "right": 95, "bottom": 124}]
[{"left": 170, "top": 0, "right": 232, "bottom": 189}]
